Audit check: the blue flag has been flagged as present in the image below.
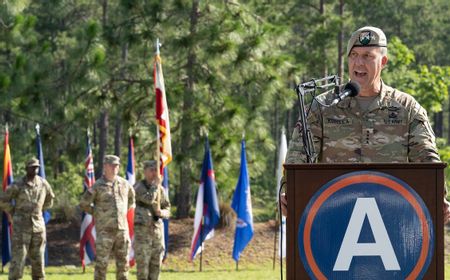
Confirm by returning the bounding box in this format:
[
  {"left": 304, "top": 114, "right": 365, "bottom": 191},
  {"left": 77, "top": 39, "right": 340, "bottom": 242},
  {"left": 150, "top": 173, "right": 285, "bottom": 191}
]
[
  {"left": 231, "top": 139, "right": 254, "bottom": 262},
  {"left": 36, "top": 124, "right": 50, "bottom": 265},
  {"left": 190, "top": 137, "right": 220, "bottom": 260},
  {"left": 162, "top": 166, "right": 169, "bottom": 259}
]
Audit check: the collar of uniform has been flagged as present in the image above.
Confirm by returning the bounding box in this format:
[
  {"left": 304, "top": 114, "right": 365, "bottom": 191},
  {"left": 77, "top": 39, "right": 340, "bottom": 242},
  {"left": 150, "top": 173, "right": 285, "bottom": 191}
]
[
  {"left": 378, "top": 80, "right": 394, "bottom": 107},
  {"left": 24, "top": 176, "right": 38, "bottom": 187},
  {"left": 337, "top": 80, "right": 390, "bottom": 111},
  {"left": 101, "top": 176, "right": 116, "bottom": 187},
  {"left": 336, "top": 94, "right": 357, "bottom": 109}
]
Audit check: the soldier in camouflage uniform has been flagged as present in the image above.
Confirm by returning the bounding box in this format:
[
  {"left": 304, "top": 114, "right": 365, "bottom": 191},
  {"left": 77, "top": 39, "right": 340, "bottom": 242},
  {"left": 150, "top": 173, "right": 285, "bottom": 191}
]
[
  {"left": 0, "top": 157, "right": 55, "bottom": 280},
  {"left": 280, "top": 26, "right": 450, "bottom": 221},
  {"left": 79, "top": 155, "right": 135, "bottom": 280},
  {"left": 134, "top": 160, "right": 171, "bottom": 280}
]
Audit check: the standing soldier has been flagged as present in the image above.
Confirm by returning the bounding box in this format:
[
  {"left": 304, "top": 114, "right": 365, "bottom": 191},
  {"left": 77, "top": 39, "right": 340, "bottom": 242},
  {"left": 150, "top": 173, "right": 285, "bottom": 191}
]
[
  {"left": 79, "top": 155, "right": 135, "bottom": 280},
  {"left": 0, "top": 157, "right": 55, "bottom": 280},
  {"left": 134, "top": 160, "right": 171, "bottom": 280}
]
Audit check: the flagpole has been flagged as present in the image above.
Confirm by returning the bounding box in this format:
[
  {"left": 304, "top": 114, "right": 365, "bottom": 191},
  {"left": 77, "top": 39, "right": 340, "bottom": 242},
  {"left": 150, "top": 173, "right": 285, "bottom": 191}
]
[
  {"left": 272, "top": 210, "right": 278, "bottom": 270},
  {"left": 199, "top": 216, "right": 204, "bottom": 272},
  {"left": 1, "top": 119, "right": 4, "bottom": 275},
  {"left": 199, "top": 132, "right": 208, "bottom": 272},
  {"left": 155, "top": 38, "right": 162, "bottom": 179},
  {"left": 83, "top": 129, "right": 87, "bottom": 274}
]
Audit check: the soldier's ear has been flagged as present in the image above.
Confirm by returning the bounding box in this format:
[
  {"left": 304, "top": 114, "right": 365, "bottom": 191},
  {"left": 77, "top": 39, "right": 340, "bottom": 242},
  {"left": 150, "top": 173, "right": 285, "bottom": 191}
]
[{"left": 381, "top": 55, "right": 388, "bottom": 69}]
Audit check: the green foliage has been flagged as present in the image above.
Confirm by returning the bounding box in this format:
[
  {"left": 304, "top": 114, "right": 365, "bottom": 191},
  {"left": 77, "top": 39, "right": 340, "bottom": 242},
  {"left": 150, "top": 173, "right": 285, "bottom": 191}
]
[
  {"left": 50, "top": 156, "right": 84, "bottom": 221},
  {"left": 437, "top": 138, "right": 450, "bottom": 189},
  {"left": 0, "top": 0, "right": 449, "bottom": 218},
  {"left": 383, "top": 37, "right": 450, "bottom": 113}
]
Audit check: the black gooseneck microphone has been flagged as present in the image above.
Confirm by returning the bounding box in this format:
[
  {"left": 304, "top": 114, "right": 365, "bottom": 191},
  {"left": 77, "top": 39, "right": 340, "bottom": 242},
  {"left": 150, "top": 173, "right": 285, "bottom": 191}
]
[{"left": 330, "top": 81, "right": 360, "bottom": 105}]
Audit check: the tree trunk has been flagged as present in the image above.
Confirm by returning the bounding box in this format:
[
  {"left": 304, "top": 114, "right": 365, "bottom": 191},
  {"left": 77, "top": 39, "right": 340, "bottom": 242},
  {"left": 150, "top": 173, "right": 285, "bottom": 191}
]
[
  {"left": 114, "top": 114, "right": 122, "bottom": 157},
  {"left": 176, "top": 0, "right": 199, "bottom": 218},
  {"left": 96, "top": 111, "right": 108, "bottom": 178},
  {"left": 448, "top": 99, "right": 450, "bottom": 143},
  {"left": 337, "top": 0, "right": 345, "bottom": 81},
  {"left": 433, "top": 111, "right": 443, "bottom": 138},
  {"left": 96, "top": 0, "right": 109, "bottom": 179},
  {"left": 113, "top": 42, "right": 128, "bottom": 157},
  {"left": 320, "top": 0, "right": 327, "bottom": 77}
]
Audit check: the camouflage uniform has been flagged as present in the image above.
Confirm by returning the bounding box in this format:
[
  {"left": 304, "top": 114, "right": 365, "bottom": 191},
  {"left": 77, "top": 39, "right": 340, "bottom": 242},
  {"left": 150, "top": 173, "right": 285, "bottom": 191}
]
[
  {"left": 79, "top": 175, "right": 135, "bottom": 280},
  {"left": 0, "top": 160, "right": 54, "bottom": 280},
  {"left": 286, "top": 82, "right": 440, "bottom": 164},
  {"left": 134, "top": 178, "right": 170, "bottom": 280}
]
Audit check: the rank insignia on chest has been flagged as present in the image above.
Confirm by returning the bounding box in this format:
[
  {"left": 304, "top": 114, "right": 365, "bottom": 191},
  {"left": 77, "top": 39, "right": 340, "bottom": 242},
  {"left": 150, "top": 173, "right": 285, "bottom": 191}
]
[
  {"left": 387, "top": 106, "right": 400, "bottom": 119},
  {"left": 389, "top": 112, "right": 398, "bottom": 119}
]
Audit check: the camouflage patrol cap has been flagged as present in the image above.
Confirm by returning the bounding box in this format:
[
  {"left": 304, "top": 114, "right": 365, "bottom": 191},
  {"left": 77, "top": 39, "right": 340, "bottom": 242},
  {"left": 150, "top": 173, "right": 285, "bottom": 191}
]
[
  {"left": 143, "top": 160, "right": 157, "bottom": 170},
  {"left": 347, "top": 26, "right": 387, "bottom": 56},
  {"left": 26, "top": 157, "right": 40, "bottom": 168},
  {"left": 104, "top": 154, "right": 120, "bottom": 165}
]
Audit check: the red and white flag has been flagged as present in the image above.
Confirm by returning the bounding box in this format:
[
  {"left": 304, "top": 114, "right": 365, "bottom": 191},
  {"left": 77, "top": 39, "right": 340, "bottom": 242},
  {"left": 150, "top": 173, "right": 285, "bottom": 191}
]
[
  {"left": 80, "top": 133, "right": 96, "bottom": 268},
  {"left": 154, "top": 40, "right": 172, "bottom": 259},
  {"left": 154, "top": 42, "right": 172, "bottom": 175},
  {"left": 126, "top": 136, "right": 136, "bottom": 267}
]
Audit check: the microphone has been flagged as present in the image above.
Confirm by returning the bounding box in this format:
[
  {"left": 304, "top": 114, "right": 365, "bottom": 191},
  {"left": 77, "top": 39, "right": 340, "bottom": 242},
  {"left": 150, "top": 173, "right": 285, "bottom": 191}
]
[{"left": 330, "top": 81, "right": 360, "bottom": 105}]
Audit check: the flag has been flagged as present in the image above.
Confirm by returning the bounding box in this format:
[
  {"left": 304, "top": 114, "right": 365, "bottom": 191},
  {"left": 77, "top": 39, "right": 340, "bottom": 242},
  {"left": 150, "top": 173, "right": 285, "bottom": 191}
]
[
  {"left": 154, "top": 40, "right": 172, "bottom": 259},
  {"left": 162, "top": 166, "right": 169, "bottom": 259},
  {"left": 35, "top": 124, "right": 50, "bottom": 265},
  {"left": 277, "top": 129, "right": 288, "bottom": 258},
  {"left": 154, "top": 44, "right": 172, "bottom": 175},
  {"left": 125, "top": 136, "right": 136, "bottom": 267},
  {"left": 231, "top": 139, "right": 254, "bottom": 262},
  {"left": 190, "top": 137, "right": 220, "bottom": 261},
  {"left": 2, "top": 127, "right": 13, "bottom": 267},
  {"left": 80, "top": 133, "right": 96, "bottom": 268}
]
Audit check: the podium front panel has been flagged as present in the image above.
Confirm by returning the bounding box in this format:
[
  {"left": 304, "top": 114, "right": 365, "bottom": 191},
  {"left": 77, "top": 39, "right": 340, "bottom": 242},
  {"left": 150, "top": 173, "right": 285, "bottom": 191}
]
[{"left": 285, "top": 163, "right": 445, "bottom": 280}]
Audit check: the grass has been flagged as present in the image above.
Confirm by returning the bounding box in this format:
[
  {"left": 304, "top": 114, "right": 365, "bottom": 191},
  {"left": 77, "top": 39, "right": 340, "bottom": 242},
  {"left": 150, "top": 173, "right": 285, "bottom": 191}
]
[
  {"left": 0, "top": 262, "right": 283, "bottom": 280},
  {"left": 3, "top": 264, "right": 450, "bottom": 279}
]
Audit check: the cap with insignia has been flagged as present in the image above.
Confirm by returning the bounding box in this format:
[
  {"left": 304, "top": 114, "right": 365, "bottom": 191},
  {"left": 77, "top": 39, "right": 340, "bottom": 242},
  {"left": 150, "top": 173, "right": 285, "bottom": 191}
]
[
  {"left": 104, "top": 155, "right": 120, "bottom": 165},
  {"left": 347, "top": 26, "right": 387, "bottom": 56},
  {"left": 143, "top": 160, "right": 157, "bottom": 170},
  {"left": 26, "top": 158, "right": 40, "bottom": 168}
]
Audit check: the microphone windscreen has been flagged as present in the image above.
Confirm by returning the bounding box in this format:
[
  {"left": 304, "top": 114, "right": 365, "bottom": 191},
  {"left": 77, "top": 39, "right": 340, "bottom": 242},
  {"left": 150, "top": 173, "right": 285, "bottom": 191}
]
[{"left": 344, "top": 81, "right": 360, "bottom": 97}]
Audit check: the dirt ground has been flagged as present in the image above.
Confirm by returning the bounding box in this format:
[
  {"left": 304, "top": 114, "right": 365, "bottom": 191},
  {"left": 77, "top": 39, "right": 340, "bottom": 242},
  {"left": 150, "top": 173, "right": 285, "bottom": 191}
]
[
  {"left": 3, "top": 219, "right": 449, "bottom": 267},
  {"left": 46, "top": 218, "right": 280, "bottom": 267}
]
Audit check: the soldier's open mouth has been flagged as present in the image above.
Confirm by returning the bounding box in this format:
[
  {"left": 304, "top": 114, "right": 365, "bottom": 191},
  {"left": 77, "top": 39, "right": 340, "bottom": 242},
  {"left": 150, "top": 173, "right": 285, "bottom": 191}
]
[{"left": 354, "top": 71, "right": 367, "bottom": 77}]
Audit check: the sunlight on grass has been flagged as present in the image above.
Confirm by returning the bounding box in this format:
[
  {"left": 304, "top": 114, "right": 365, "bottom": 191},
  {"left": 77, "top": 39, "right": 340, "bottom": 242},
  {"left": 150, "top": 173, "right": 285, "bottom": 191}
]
[
  {"left": 0, "top": 262, "right": 284, "bottom": 280},
  {"left": 1, "top": 262, "right": 449, "bottom": 279}
]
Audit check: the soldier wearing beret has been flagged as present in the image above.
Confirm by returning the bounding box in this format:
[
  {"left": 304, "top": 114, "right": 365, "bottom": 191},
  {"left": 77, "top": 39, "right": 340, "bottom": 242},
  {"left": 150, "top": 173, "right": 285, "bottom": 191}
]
[
  {"left": 79, "top": 155, "right": 135, "bottom": 280},
  {"left": 281, "top": 26, "right": 450, "bottom": 221},
  {"left": 134, "top": 160, "right": 171, "bottom": 280},
  {"left": 0, "top": 157, "right": 54, "bottom": 280}
]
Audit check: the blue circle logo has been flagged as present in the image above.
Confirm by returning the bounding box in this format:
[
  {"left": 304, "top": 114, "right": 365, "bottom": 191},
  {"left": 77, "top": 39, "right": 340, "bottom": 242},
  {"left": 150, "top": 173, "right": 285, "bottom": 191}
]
[{"left": 298, "top": 171, "right": 434, "bottom": 279}]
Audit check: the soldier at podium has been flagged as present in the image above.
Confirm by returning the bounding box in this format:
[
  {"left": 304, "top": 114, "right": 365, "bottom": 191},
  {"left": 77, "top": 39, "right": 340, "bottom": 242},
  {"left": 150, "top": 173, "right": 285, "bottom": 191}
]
[{"left": 280, "top": 26, "right": 450, "bottom": 222}]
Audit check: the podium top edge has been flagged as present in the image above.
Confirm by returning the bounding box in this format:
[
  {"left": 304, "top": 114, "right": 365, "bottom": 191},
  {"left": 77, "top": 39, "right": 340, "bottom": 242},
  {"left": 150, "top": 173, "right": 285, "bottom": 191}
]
[{"left": 283, "top": 162, "right": 447, "bottom": 170}]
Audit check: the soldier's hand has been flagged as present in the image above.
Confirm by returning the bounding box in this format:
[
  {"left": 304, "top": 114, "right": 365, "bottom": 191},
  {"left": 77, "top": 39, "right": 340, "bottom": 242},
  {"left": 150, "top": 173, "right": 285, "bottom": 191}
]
[
  {"left": 280, "top": 193, "right": 288, "bottom": 217},
  {"left": 154, "top": 209, "right": 161, "bottom": 216}
]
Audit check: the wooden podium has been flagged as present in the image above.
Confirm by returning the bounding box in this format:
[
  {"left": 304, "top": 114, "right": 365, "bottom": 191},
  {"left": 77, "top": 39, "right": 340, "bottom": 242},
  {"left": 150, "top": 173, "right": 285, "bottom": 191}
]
[{"left": 285, "top": 163, "right": 446, "bottom": 280}]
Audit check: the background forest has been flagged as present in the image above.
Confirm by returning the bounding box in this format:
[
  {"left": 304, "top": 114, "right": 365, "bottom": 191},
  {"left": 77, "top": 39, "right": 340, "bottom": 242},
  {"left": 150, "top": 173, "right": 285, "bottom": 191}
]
[{"left": 1, "top": 0, "right": 450, "bottom": 221}]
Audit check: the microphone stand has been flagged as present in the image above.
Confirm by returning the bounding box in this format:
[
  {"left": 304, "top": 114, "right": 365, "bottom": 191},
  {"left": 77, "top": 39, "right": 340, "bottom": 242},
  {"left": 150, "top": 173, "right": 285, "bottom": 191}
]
[
  {"left": 294, "top": 75, "right": 340, "bottom": 163},
  {"left": 278, "top": 75, "right": 340, "bottom": 280}
]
